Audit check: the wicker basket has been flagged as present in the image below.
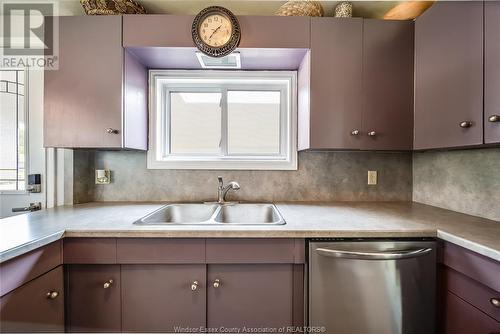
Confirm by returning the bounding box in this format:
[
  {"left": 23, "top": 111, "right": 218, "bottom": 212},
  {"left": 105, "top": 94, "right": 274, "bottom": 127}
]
[
  {"left": 334, "top": 1, "right": 353, "bottom": 18},
  {"left": 80, "top": 0, "right": 147, "bottom": 15},
  {"left": 275, "top": 0, "right": 324, "bottom": 17}
]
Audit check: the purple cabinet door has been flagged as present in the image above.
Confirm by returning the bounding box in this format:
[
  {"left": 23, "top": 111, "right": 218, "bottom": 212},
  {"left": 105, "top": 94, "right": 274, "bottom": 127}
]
[
  {"left": 414, "top": 1, "right": 484, "bottom": 149},
  {"left": 444, "top": 291, "right": 500, "bottom": 334},
  {"left": 44, "top": 16, "right": 123, "bottom": 148},
  {"left": 67, "top": 265, "right": 121, "bottom": 332},
  {"left": 0, "top": 266, "right": 64, "bottom": 332},
  {"left": 207, "top": 264, "right": 294, "bottom": 330},
  {"left": 309, "top": 18, "right": 363, "bottom": 149},
  {"left": 485, "top": 1, "right": 500, "bottom": 144},
  {"left": 362, "top": 19, "right": 414, "bottom": 150},
  {"left": 121, "top": 264, "right": 206, "bottom": 332}
]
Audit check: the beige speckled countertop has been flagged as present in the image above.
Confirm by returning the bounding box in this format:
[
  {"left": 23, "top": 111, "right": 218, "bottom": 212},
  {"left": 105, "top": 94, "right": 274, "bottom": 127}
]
[{"left": 1, "top": 202, "right": 499, "bottom": 263}]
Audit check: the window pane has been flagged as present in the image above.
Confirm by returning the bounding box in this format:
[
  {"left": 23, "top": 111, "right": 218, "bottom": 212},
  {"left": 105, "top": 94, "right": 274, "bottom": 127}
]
[
  {"left": 0, "top": 70, "right": 25, "bottom": 190},
  {"left": 227, "top": 91, "right": 281, "bottom": 155},
  {"left": 169, "top": 92, "right": 222, "bottom": 154}
]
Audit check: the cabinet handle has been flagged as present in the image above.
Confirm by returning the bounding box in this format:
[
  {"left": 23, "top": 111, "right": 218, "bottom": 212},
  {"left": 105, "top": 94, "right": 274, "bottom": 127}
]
[
  {"left": 105, "top": 128, "right": 119, "bottom": 134},
  {"left": 459, "top": 121, "right": 473, "bottom": 128},
  {"left": 213, "top": 278, "right": 221, "bottom": 289},
  {"left": 491, "top": 298, "right": 500, "bottom": 308},
  {"left": 46, "top": 291, "right": 59, "bottom": 299},
  {"left": 103, "top": 279, "right": 114, "bottom": 289},
  {"left": 489, "top": 115, "right": 500, "bottom": 123},
  {"left": 191, "top": 281, "right": 199, "bottom": 291},
  {"left": 367, "top": 131, "right": 376, "bottom": 137},
  {"left": 351, "top": 130, "right": 360, "bottom": 136}
]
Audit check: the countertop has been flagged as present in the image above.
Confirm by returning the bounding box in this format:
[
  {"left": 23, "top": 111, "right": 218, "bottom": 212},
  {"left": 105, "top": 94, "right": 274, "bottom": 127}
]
[{"left": 1, "top": 202, "right": 499, "bottom": 263}]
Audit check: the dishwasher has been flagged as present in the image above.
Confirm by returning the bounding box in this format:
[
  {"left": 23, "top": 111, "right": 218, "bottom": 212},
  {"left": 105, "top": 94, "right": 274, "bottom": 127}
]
[{"left": 309, "top": 239, "right": 436, "bottom": 334}]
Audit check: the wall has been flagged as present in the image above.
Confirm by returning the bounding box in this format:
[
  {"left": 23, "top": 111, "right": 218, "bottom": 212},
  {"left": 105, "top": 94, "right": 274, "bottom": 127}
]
[
  {"left": 73, "top": 150, "right": 412, "bottom": 203},
  {"left": 413, "top": 147, "right": 500, "bottom": 221}
]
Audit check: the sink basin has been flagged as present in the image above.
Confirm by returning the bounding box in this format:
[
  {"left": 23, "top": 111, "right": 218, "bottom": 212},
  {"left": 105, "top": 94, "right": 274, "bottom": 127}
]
[
  {"left": 134, "top": 203, "right": 285, "bottom": 225},
  {"left": 136, "top": 204, "right": 218, "bottom": 225},
  {"left": 214, "top": 204, "right": 285, "bottom": 225}
]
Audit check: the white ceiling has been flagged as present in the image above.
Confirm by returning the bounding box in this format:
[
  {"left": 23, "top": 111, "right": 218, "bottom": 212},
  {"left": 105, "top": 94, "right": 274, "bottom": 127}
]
[{"left": 55, "top": 0, "right": 406, "bottom": 18}]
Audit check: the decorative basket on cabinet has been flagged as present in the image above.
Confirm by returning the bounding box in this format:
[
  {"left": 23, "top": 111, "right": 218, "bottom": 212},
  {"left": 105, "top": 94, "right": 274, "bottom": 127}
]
[
  {"left": 80, "top": 0, "right": 147, "bottom": 15},
  {"left": 334, "top": 1, "right": 353, "bottom": 17},
  {"left": 275, "top": 0, "right": 324, "bottom": 17}
]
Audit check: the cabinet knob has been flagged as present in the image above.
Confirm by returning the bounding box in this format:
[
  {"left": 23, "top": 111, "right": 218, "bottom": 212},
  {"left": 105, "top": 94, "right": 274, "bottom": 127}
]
[
  {"left": 459, "top": 121, "right": 473, "bottom": 128},
  {"left": 46, "top": 291, "right": 59, "bottom": 299},
  {"left": 191, "top": 281, "right": 199, "bottom": 291},
  {"left": 488, "top": 115, "right": 500, "bottom": 123},
  {"left": 213, "top": 278, "right": 221, "bottom": 289},
  {"left": 105, "top": 128, "right": 119, "bottom": 134},
  {"left": 367, "top": 131, "right": 377, "bottom": 137},
  {"left": 491, "top": 298, "right": 500, "bottom": 308},
  {"left": 103, "top": 279, "right": 114, "bottom": 289},
  {"left": 351, "top": 130, "right": 360, "bottom": 136}
]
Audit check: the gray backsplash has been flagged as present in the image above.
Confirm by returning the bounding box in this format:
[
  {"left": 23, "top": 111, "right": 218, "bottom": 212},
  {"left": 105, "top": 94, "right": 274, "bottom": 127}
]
[
  {"left": 73, "top": 150, "right": 413, "bottom": 203},
  {"left": 73, "top": 150, "right": 95, "bottom": 204},
  {"left": 413, "top": 147, "right": 500, "bottom": 221}
]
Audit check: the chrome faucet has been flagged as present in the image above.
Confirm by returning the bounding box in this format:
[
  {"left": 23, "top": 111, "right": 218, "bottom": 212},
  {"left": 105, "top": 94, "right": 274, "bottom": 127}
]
[{"left": 217, "top": 176, "right": 240, "bottom": 204}]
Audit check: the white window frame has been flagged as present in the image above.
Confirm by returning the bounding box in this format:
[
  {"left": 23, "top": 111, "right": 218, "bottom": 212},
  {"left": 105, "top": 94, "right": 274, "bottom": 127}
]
[{"left": 148, "top": 70, "right": 297, "bottom": 170}]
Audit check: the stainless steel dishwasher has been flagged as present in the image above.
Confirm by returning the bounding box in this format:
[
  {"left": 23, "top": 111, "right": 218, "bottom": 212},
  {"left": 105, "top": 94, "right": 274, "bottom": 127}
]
[{"left": 309, "top": 239, "right": 436, "bottom": 334}]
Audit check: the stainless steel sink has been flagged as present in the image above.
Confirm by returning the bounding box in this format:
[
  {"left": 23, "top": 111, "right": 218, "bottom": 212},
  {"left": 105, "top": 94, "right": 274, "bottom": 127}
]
[
  {"left": 213, "top": 204, "right": 285, "bottom": 225},
  {"left": 136, "top": 204, "right": 218, "bottom": 225},
  {"left": 134, "top": 203, "right": 285, "bottom": 225}
]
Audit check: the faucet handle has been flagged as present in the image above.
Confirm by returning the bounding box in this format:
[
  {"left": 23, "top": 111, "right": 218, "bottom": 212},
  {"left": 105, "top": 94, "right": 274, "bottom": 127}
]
[{"left": 217, "top": 176, "right": 223, "bottom": 187}]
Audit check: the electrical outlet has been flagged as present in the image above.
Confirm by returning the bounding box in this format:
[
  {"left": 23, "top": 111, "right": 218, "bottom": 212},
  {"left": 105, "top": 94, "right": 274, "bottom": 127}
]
[
  {"left": 95, "top": 169, "right": 111, "bottom": 184},
  {"left": 368, "top": 171, "right": 377, "bottom": 185}
]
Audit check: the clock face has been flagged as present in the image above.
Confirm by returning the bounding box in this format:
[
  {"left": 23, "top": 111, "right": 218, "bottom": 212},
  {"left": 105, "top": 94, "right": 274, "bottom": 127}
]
[
  {"left": 192, "top": 6, "right": 241, "bottom": 58},
  {"left": 198, "top": 13, "right": 233, "bottom": 47}
]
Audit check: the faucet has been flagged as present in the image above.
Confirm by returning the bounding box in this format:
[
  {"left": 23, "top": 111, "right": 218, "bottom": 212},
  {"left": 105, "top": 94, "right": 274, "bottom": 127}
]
[{"left": 217, "top": 176, "right": 240, "bottom": 204}]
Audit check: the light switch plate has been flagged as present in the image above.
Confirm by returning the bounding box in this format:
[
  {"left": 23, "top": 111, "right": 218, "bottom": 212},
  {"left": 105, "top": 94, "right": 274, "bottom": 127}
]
[{"left": 368, "top": 171, "right": 377, "bottom": 185}]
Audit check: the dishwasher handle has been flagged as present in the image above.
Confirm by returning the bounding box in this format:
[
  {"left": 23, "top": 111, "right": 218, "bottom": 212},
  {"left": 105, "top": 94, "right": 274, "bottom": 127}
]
[{"left": 316, "top": 247, "right": 432, "bottom": 260}]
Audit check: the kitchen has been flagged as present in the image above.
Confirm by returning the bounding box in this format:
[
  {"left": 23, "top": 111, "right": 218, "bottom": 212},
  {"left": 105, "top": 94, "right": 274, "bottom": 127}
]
[{"left": 0, "top": 0, "right": 499, "bottom": 333}]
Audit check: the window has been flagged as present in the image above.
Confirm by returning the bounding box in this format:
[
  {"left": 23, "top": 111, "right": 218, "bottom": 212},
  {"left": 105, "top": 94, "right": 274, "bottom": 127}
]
[
  {"left": 148, "top": 70, "right": 297, "bottom": 170},
  {"left": 0, "top": 69, "right": 27, "bottom": 191}
]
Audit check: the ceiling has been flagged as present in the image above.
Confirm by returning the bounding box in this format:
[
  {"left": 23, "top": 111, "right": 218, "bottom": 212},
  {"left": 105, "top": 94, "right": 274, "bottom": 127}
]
[{"left": 54, "top": 0, "right": 424, "bottom": 19}]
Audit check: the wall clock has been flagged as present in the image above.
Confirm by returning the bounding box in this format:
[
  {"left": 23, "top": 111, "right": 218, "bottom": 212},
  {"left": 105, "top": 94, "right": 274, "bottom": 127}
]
[{"left": 192, "top": 6, "right": 241, "bottom": 58}]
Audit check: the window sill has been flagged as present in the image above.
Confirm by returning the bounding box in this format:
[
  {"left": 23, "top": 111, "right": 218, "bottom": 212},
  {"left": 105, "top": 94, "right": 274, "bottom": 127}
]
[{"left": 146, "top": 155, "right": 298, "bottom": 170}]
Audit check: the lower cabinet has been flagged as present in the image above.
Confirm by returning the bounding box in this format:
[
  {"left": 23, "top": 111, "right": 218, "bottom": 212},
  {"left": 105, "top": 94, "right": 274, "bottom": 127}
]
[
  {"left": 207, "top": 264, "right": 294, "bottom": 329},
  {"left": 439, "top": 242, "right": 500, "bottom": 333},
  {"left": 65, "top": 238, "right": 305, "bottom": 332},
  {"left": 67, "top": 265, "right": 121, "bottom": 332},
  {"left": 121, "top": 264, "right": 207, "bottom": 332},
  {"left": 444, "top": 292, "right": 500, "bottom": 334},
  {"left": 0, "top": 266, "right": 65, "bottom": 332}
]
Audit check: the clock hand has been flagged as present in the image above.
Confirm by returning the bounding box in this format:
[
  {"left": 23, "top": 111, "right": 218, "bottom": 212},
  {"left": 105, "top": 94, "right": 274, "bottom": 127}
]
[{"left": 209, "top": 26, "right": 222, "bottom": 39}]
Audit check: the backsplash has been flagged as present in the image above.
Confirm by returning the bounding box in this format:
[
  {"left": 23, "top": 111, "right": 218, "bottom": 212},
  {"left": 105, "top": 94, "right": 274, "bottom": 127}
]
[
  {"left": 413, "top": 148, "right": 500, "bottom": 221},
  {"left": 73, "top": 150, "right": 412, "bottom": 203}
]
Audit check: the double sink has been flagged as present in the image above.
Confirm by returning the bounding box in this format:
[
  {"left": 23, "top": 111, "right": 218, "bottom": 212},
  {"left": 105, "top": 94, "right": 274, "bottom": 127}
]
[{"left": 134, "top": 203, "right": 286, "bottom": 225}]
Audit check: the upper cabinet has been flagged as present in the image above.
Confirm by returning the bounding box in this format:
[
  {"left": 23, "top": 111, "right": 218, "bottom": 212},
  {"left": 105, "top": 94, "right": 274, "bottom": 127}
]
[
  {"left": 48, "top": 11, "right": 500, "bottom": 151},
  {"left": 44, "top": 16, "right": 147, "bottom": 149},
  {"left": 414, "top": 1, "right": 484, "bottom": 150},
  {"left": 485, "top": 1, "right": 500, "bottom": 144},
  {"left": 123, "top": 15, "right": 310, "bottom": 48},
  {"left": 307, "top": 18, "right": 363, "bottom": 150},
  {"left": 301, "top": 18, "right": 414, "bottom": 151},
  {"left": 362, "top": 19, "right": 414, "bottom": 150}
]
